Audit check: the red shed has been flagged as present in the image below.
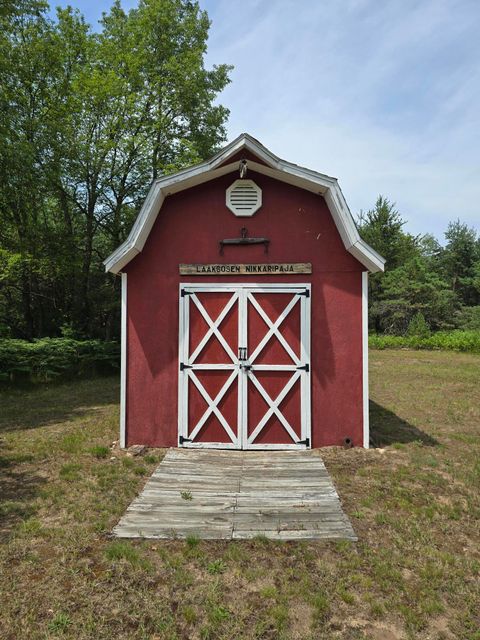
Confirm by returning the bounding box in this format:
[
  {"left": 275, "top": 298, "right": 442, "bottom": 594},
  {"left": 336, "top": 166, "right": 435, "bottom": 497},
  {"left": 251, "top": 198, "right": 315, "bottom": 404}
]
[{"left": 105, "top": 134, "right": 385, "bottom": 451}]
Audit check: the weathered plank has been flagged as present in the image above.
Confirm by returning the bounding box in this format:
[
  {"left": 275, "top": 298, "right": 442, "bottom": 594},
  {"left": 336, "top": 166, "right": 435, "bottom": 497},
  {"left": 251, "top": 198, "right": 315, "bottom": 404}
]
[
  {"left": 113, "top": 448, "right": 357, "bottom": 541},
  {"left": 232, "top": 529, "right": 357, "bottom": 541},
  {"left": 179, "top": 263, "right": 313, "bottom": 275}
]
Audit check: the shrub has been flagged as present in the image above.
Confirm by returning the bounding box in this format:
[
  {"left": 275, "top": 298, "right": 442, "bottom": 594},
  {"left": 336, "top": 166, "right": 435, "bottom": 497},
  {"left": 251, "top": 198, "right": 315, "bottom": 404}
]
[
  {"left": 369, "top": 330, "right": 480, "bottom": 353},
  {"left": 406, "top": 312, "right": 431, "bottom": 338},
  {"left": 0, "top": 338, "right": 120, "bottom": 383}
]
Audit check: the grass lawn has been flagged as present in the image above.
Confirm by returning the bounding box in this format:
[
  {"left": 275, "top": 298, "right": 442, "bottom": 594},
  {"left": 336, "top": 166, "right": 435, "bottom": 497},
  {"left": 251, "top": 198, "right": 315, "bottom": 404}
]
[{"left": 0, "top": 351, "right": 479, "bottom": 640}]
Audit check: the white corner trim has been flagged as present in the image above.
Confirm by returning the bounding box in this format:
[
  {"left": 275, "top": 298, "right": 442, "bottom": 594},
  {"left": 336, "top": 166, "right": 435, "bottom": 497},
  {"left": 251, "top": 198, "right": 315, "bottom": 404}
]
[
  {"left": 120, "top": 272, "right": 127, "bottom": 449},
  {"left": 362, "top": 271, "right": 369, "bottom": 449},
  {"left": 104, "top": 133, "right": 386, "bottom": 274}
]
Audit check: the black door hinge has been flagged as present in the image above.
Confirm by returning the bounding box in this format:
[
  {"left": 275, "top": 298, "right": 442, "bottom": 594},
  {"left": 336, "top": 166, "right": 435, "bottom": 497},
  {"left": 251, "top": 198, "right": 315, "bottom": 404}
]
[
  {"left": 180, "top": 362, "right": 192, "bottom": 371},
  {"left": 180, "top": 289, "right": 192, "bottom": 298},
  {"left": 179, "top": 436, "right": 192, "bottom": 444},
  {"left": 297, "top": 438, "right": 310, "bottom": 447},
  {"left": 299, "top": 289, "right": 310, "bottom": 297},
  {"left": 297, "top": 364, "right": 309, "bottom": 372}
]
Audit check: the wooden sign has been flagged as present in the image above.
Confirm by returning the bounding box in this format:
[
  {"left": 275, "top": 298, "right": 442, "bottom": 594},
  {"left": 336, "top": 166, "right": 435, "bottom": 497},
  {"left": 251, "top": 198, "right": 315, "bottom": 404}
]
[{"left": 179, "top": 263, "right": 312, "bottom": 275}]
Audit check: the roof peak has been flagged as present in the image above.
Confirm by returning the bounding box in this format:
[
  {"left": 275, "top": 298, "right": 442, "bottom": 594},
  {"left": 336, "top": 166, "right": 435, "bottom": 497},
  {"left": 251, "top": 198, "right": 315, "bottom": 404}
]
[{"left": 104, "top": 135, "right": 385, "bottom": 274}]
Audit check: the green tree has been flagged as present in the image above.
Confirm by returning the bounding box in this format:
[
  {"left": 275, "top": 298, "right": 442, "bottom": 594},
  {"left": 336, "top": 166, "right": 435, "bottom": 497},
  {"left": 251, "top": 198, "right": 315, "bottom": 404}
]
[
  {"left": 418, "top": 233, "right": 443, "bottom": 263},
  {"left": 357, "top": 196, "right": 419, "bottom": 270},
  {"left": 0, "top": 0, "right": 231, "bottom": 339},
  {"left": 441, "top": 220, "right": 480, "bottom": 307},
  {"left": 406, "top": 312, "right": 431, "bottom": 338},
  {"left": 357, "top": 196, "right": 421, "bottom": 331},
  {"left": 371, "top": 256, "right": 457, "bottom": 334},
  {"left": 55, "top": 0, "right": 232, "bottom": 336},
  {"left": 0, "top": 1, "right": 69, "bottom": 338}
]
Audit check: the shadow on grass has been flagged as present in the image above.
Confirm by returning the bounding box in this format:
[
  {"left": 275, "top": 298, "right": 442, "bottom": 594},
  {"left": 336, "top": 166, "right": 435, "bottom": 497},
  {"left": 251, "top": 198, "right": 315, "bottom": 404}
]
[
  {"left": 0, "top": 443, "right": 46, "bottom": 536},
  {"left": 0, "top": 376, "right": 119, "bottom": 434},
  {"left": 369, "top": 400, "right": 438, "bottom": 447}
]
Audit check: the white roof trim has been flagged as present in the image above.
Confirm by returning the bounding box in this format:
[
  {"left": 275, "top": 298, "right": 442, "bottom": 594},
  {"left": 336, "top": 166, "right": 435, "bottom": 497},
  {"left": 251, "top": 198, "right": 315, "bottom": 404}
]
[{"left": 104, "top": 133, "right": 385, "bottom": 274}]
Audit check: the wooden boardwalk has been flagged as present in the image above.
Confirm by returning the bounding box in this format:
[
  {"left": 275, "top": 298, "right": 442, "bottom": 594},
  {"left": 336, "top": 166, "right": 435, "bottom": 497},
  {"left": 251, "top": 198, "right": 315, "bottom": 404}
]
[{"left": 113, "top": 449, "right": 357, "bottom": 541}]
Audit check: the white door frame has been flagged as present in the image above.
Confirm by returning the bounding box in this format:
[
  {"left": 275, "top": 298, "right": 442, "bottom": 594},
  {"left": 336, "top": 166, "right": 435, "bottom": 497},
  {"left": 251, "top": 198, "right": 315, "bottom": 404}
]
[{"left": 178, "top": 283, "right": 311, "bottom": 450}]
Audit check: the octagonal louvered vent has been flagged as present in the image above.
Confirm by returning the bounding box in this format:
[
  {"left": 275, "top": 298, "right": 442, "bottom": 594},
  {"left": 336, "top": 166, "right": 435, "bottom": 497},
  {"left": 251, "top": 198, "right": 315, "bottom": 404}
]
[{"left": 226, "top": 179, "right": 262, "bottom": 217}]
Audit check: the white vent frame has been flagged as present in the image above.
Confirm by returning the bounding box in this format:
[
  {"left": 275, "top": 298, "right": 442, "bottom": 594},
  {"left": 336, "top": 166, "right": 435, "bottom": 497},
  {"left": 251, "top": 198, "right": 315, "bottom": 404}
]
[{"left": 226, "top": 179, "right": 262, "bottom": 217}]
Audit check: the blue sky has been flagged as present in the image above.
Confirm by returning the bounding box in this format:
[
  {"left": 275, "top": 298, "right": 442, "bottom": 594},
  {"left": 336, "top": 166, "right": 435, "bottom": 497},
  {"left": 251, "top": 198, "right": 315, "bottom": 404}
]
[{"left": 50, "top": 0, "right": 480, "bottom": 239}]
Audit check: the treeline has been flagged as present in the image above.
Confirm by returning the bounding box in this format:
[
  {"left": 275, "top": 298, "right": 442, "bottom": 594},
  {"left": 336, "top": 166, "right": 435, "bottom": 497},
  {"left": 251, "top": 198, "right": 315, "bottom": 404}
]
[
  {"left": 0, "top": 0, "right": 231, "bottom": 340},
  {"left": 358, "top": 197, "right": 480, "bottom": 335},
  {"left": 1, "top": 4, "right": 478, "bottom": 344}
]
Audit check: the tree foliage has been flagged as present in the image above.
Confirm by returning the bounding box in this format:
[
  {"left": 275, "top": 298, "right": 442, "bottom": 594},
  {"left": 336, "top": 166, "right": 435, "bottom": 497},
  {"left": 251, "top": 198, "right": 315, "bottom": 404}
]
[
  {"left": 358, "top": 196, "right": 418, "bottom": 270},
  {"left": 0, "top": 337, "right": 120, "bottom": 382},
  {"left": 358, "top": 198, "right": 480, "bottom": 335},
  {"left": 0, "top": 0, "right": 231, "bottom": 339},
  {"left": 1, "top": 2, "right": 478, "bottom": 342}
]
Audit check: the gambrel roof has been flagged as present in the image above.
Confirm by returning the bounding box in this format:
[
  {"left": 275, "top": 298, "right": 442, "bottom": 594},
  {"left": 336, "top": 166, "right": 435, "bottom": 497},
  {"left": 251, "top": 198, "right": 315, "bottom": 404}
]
[{"left": 104, "top": 133, "right": 385, "bottom": 274}]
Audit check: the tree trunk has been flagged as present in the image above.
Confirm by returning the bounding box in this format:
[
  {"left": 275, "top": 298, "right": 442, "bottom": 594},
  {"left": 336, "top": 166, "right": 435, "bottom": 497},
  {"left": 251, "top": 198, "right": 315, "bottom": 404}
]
[{"left": 21, "top": 267, "right": 34, "bottom": 340}]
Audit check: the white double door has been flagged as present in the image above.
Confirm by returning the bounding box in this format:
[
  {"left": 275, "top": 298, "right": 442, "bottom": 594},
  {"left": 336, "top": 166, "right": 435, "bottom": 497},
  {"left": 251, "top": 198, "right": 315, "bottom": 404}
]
[{"left": 178, "top": 283, "right": 311, "bottom": 449}]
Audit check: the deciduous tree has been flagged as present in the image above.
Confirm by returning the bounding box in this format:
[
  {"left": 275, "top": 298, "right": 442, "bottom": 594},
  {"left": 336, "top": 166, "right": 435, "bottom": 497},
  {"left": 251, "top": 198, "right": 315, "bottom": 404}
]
[{"left": 0, "top": 0, "right": 231, "bottom": 339}]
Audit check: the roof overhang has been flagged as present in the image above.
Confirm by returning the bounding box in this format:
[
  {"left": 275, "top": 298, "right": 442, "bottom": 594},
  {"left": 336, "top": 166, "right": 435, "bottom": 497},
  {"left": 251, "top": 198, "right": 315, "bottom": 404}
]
[{"left": 104, "top": 133, "right": 385, "bottom": 274}]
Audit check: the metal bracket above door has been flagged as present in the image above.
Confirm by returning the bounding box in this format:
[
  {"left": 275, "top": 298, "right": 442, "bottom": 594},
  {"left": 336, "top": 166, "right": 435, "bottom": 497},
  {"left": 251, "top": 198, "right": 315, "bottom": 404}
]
[{"left": 219, "top": 227, "right": 270, "bottom": 255}]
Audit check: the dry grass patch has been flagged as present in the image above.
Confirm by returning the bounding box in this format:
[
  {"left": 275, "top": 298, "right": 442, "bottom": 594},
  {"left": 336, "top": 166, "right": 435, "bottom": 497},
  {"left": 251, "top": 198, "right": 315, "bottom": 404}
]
[{"left": 0, "top": 352, "right": 479, "bottom": 639}]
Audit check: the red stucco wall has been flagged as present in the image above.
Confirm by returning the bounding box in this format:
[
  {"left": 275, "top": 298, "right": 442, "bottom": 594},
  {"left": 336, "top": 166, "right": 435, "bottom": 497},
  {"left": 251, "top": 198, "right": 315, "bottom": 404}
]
[{"left": 124, "top": 169, "right": 365, "bottom": 448}]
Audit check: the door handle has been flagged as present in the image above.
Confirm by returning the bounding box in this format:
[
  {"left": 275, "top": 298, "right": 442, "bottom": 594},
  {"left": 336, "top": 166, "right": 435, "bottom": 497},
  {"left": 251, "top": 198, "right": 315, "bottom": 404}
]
[{"left": 238, "top": 347, "right": 248, "bottom": 361}]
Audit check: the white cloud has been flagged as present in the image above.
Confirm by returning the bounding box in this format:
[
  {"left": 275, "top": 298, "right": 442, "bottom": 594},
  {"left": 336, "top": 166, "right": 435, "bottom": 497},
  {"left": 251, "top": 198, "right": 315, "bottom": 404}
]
[{"left": 204, "top": 0, "right": 480, "bottom": 238}]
